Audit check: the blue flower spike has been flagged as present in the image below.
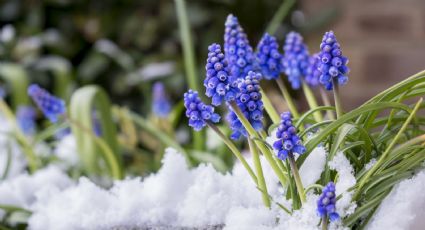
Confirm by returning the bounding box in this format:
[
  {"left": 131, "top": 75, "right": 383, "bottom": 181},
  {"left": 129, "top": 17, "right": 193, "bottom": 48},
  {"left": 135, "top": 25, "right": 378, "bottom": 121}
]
[
  {"left": 318, "top": 31, "right": 350, "bottom": 90},
  {"left": 317, "top": 182, "right": 340, "bottom": 222},
  {"left": 305, "top": 53, "right": 321, "bottom": 87},
  {"left": 227, "top": 71, "right": 264, "bottom": 139},
  {"left": 281, "top": 32, "right": 310, "bottom": 89},
  {"left": 224, "top": 14, "right": 256, "bottom": 82},
  {"left": 273, "top": 112, "right": 306, "bottom": 160},
  {"left": 256, "top": 33, "right": 283, "bottom": 80},
  {"left": 16, "top": 105, "right": 36, "bottom": 135},
  {"left": 28, "top": 84, "right": 66, "bottom": 123},
  {"left": 152, "top": 82, "right": 171, "bottom": 118},
  {"left": 184, "top": 90, "right": 220, "bottom": 131},
  {"left": 204, "top": 43, "right": 239, "bottom": 106}
]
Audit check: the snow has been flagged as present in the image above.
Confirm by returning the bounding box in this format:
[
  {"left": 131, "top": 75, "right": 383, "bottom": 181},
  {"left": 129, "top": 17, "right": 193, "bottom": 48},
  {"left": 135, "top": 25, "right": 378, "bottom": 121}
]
[
  {"left": 0, "top": 166, "right": 73, "bottom": 220},
  {"left": 366, "top": 170, "right": 425, "bottom": 230},
  {"left": 299, "top": 146, "right": 327, "bottom": 186},
  {"left": 328, "top": 152, "right": 357, "bottom": 217},
  {"left": 53, "top": 134, "right": 79, "bottom": 169}
]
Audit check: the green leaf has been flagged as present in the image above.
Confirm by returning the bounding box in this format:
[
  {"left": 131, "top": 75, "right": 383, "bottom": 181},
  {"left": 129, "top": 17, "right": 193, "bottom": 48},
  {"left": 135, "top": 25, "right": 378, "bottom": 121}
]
[
  {"left": 0, "top": 62, "right": 30, "bottom": 109},
  {"left": 70, "top": 85, "right": 122, "bottom": 179}
]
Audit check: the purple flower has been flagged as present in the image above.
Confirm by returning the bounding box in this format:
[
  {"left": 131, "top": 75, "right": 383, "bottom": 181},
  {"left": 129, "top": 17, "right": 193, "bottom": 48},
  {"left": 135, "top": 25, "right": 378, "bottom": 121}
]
[
  {"left": 184, "top": 90, "right": 220, "bottom": 131},
  {"left": 204, "top": 43, "right": 239, "bottom": 106},
  {"left": 152, "top": 82, "right": 171, "bottom": 118},
  {"left": 224, "top": 14, "right": 257, "bottom": 82},
  {"left": 318, "top": 31, "right": 349, "bottom": 90},
  {"left": 256, "top": 33, "right": 283, "bottom": 80},
  {"left": 227, "top": 71, "right": 264, "bottom": 139},
  {"left": 16, "top": 105, "right": 36, "bottom": 135},
  {"left": 281, "top": 32, "right": 309, "bottom": 89},
  {"left": 28, "top": 84, "right": 66, "bottom": 123},
  {"left": 305, "top": 53, "right": 321, "bottom": 87},
  {"left": 317, "top": 182, "right": 339, "bottom": 221},
  {"left": 273, "top": 112, "right": 305, "bottom": 160}
]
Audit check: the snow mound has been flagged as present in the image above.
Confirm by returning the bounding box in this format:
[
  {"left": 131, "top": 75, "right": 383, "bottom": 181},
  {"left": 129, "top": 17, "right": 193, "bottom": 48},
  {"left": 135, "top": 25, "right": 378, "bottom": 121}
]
[
  {"left": 0, "top": 166, "right": 73, "bottom": 219},
  {"left": 329, "top": 152, "right": 357, "bottom": 217},
  {"left": 29, "top": 148, "right": 281, "bottom": 230},
  {"left": 299, "top": 146, "right": 327, "bottom": 186},
  {"left": 366, "top": 170, "right": 425, "bottom": 230},
  {"left": 54, "top": 134, "right": 79, "bottom": 169}
]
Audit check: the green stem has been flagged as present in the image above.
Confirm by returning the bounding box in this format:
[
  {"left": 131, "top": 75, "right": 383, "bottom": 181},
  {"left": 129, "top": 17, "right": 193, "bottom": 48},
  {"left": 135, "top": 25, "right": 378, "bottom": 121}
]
[
  {"left": 260, "top": 87, "right": 280, "bottom": 124},
  {"left": 248, "top": 138, "right": 271, "bottom": 208},
  {"left": 355, "top": 98, "right": 423, "bottom": 198},
  {"left": 288, "top": 152, "right": 306, "bottom": 203},
  {"left": 266, "top": 0, "right": 296, "bottom": 35},
  {"left": 67, "top": 116, "right": 123, "bottom": 180},
  {"left": 276, "top": 77, "right": 300, "bottom": 118},
  {"left": 127, "top": 109, "right": 192, "bottom": 165},
  {"left": 322, "top": 216, "right": 328, "bottom": 230},
  {"left": 320, "top": 87, "right": 335, "bottom": 120},
  {"left": 302, "top": 81, "right": 323, "bottom": 122},
  {"left": 229, "top": 101, "right": 288, "bottom": 186},
  {"left": 0, "top": 99, "right": 38, "bottom": 173},
  {"left": 332, "top": 78, "right": 343, "bottom": 118},
  {"left": 174, "top": 0, "right": 204, "bottom": 151},
  {"left": 206, "top": 122, "right": 258, "bottom": 184}
]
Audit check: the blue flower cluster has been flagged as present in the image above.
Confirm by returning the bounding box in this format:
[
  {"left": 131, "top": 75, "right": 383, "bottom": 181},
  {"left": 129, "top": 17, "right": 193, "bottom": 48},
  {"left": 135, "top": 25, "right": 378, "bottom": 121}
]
[
  {"left": 227, "top": 71, "right": 263, "bottom": 139},
  {"left": 305, "top": 53, "right": 321, "bottom": 87},
  {"left": 184, "top": 90, "right": 220, "bottom": 131},
  {"left": 224, "top": 14, "right": 256, "bottom": 82},
  {"left": 273, "top": 112, "right": 306, "bottom": 160},
  {"left": 16, "top": 105, "right": 36, "bottom": 135},
  {"left": 318, "top": 31, "right": 349, "bottom": 90},
  {"left": 256, "top": 33, "right": 283, "bottom": 80},
  {"left": 152, "top": 82, "right": 171, "bottom": 118},
  {"left": 317, "top": 182, "right": 339, "bottom": 221},
  {"left": 281, "top": 32, "right": 309, "bottom": 89},
  {"left": 204, "top": 43, "right": 239, "bottom": 106},
  {"left": 28, "top": 84, "right": 66, "bottom": 123}
]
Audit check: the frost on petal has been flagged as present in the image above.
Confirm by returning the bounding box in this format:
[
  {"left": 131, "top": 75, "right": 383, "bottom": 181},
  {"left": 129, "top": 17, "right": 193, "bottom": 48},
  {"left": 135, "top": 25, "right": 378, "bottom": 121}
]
[
  {"left": 328, "top": 152, "right": 357, "bottom": 217},
  {"left": 366, "top": 170, "right": 425, "bottom": 230}
]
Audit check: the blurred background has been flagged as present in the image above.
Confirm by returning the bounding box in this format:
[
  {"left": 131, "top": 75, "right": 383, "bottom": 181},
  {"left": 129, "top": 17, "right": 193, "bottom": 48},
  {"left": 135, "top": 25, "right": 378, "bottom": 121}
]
[{"left": 1, "top": 0, "right": 424, "bottom": 110}]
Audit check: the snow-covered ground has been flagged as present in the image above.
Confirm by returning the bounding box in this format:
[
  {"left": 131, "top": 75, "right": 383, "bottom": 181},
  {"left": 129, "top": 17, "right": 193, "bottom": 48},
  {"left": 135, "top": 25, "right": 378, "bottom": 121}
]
[{"left": 0, "top": 142, "right": 424, "bottom": 230}]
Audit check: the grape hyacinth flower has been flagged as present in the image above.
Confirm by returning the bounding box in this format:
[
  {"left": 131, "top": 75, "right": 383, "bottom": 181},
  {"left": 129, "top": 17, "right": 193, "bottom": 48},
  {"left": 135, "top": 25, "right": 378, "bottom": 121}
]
[
  {"left": 227, "top": 71, "right": 264, "bottom": 139},
  {"left": 318, "top": 31, "right": 349, "bottom": 90},
  {"left": 28, "top": 84, "right": 66, "bottom": 123},
  {"left": 16, "top": 106, "right": 36, "bottom": 135},
  {"left": 152, "top": 82, "right": 171, "bottom": 118},
  {"left": 305, "top": 53, "right": 321, "bottom": 87},
  {"left": 281, "top": 32, "right": 310, "bottom": 89},
  {"left": 224, "top": 14, "right": 256, "bottom": 82},
  {"left": 273, "top": 112, "right": 306, "bottom": 160},
  {"left": 317, "top": 182, "right": 339, "bottom": 221},
  {"left": 204, "top": 43, "right": 238, "bottom": 106},
  {"left": 184, "top": 90, "right": 220, "bottom": 131},
  {"left": 256, "top": 33, "right": 283, "bottom": 80}
]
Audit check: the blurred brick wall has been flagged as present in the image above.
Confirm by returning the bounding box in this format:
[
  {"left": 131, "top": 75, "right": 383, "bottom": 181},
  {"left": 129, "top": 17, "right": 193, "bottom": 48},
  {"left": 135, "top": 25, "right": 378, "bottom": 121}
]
[{"left": 301, "top": 0, "right": 425, "bottom": 109}]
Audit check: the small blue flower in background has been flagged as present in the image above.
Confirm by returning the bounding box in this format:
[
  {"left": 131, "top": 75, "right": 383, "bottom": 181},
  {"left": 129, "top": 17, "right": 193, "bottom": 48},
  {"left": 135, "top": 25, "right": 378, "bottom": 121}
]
[
  {"left": 256, "top": 33, "right": 283, "bottom": 80},
  {"left": 28, "top": 84, "right": 66, "bottom": 123},
  {"left": 318, "top": 31, "right": 349, "bottom": 90},
  {"left": 273, "top": 112, "right": 306, "bottom": 160},
  {"left": 305, "top": 53, "right": 321, "bottom": 87},
  {"left": 227, "top": 71, "right": 264, "bottom": 140},
  {"left": 204, "top": 43, "right": 239, "bottom": 106},
  {"left": 184, "top": 90, "right": 220, "bottom": 131},
  {"left": 152, "top": 82, "right": 171, "bottom": 118},
  {"left": 16, "top": 105, "right": 36, "bottom": 135},
  {"left": 224, "top": 14, "right": 257, "bottom": 82},
  {"left": 281, "top": 32, "right": 310, "bottom": 89},
  {"left": 317, "top": 182, "right": 339, "bottom": 221}
]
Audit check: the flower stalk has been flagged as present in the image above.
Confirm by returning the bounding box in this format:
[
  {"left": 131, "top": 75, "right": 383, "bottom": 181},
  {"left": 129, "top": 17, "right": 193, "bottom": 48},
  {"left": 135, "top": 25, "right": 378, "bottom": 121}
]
[
  {"left": 288, "top": 152, "right": 306, "bottom": 203},
  {"left": 276, "top": 78, "right": 300, "bottom": 119},
  {"left": 332, "top": 78, "right": 343, "bottom": 118},
  {"left": 302, "top": 81, "right": 323, "bottom": 122},
  {"left": 248, "top": 138, "right": 271, "bottom": 208},
  {"left": 260, "top": 87, "right": 280, "bottom": 124}
]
